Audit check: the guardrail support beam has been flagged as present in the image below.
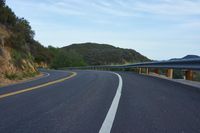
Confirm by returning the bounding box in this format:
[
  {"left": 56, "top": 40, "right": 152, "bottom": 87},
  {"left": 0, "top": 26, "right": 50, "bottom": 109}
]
[
  {"left": 166, "top": 69, "right": 173, "bottom": 79},
  {"left": 185, "top": 70, "right": 193, "bottom": 80}
]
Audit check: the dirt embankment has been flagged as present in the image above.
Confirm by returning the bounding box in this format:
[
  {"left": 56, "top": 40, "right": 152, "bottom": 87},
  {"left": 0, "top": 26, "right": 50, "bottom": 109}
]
[
  {"left": 0, "top": 26, "right": 41, "bottom": 87},
  {"left": 0, "top": 46, "right": 41, "bottom": 87}
]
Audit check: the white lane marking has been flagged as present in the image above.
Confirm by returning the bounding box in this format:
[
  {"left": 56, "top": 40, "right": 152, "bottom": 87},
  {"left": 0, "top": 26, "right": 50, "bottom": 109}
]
[{"left": 99, "top": 72, "right": 123, "bottom": 133}]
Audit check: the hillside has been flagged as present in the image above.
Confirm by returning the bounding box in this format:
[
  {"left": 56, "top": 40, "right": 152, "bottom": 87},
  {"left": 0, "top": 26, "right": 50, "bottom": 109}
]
[
  {"left": 182, "top": 55, "right": 200, "bottom": 59},
  {"left": 0, "top": 0, "right": 52, "bottom": 85},
  {"left": 61, "top": 43, "right": 150, "bottom": 66},
  {"left": 170, "top": 55, "right": 200, "bottom": 61}
]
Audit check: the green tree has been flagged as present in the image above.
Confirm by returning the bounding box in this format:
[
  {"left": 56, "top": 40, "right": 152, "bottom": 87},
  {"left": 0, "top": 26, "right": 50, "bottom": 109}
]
[
  {"left": 0, "top": 5, "right": 16, "bottom": 26},
  {"left": 50, "top": 50, "right": 87, "bottom": 69},
  {"left": 13, "top": 18, "right": 35, "bottom": 42},
  {"left": 29, "top": 41, "right": 53, "bottom": 64},
  {"left": 50, "top": 51, "right": 69, "bottom": 69}
]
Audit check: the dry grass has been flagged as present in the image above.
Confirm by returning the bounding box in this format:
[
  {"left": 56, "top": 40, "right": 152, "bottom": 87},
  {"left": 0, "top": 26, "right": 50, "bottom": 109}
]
[
  {"left": 0, "top": 26, "right": 9, "bottom": 37},
  {"left": 0, "top": 72, "right": 43, "bottom": 87}
]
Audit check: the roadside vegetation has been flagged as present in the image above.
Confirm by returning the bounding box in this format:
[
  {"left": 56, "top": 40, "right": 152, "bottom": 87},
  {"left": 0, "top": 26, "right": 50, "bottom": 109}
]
[
  {"left": 5, "top": 71, "right": 39, "bottom": 80},
  {"left": 0, "top": 0, "right": 41, "bottom": 81}
]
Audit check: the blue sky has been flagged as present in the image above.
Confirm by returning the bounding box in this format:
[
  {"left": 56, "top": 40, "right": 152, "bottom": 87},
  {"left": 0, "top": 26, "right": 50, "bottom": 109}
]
[{"left": 7, "top": 0, "right": 200, "bottom": 60}]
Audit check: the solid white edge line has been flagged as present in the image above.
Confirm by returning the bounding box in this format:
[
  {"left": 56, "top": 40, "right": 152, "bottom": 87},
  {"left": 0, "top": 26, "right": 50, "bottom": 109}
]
[{"left": 99, "top": 72, "right": 123, "bottom": 133}]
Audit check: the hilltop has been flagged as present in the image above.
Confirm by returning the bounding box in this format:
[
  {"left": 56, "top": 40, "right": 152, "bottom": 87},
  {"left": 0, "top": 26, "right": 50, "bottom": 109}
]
[
  {"left": 170, "top": 55, "right": 200, "bottom": 61},
  {"left": 61, "top": 43, "right": 150, "bottom": 66},
  {"left": 182, "top": 55, "right": 200, "bottom": 59}
]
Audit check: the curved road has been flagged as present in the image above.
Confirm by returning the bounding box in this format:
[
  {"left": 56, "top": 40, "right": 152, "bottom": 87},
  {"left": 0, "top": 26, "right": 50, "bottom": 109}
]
[{"left": 0, "top": 70, "right": 200, "bottom": 133}]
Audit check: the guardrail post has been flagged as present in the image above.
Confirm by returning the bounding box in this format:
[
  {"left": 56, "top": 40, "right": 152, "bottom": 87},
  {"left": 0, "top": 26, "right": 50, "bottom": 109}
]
[
  {"left": 185, "top": 70, "right": 193, "bottom": 80},
  {"left": 154, "top": 69, "right": 159, "bottom": 74},
  {"left": 139, "top": 68, "right": 142, "bottom": 74},
  {"left": 166, "top": 69, "right": 173, "bottom": 79},
  {"left": 146, "top": 68, "right": 149, "bottom": 75}
]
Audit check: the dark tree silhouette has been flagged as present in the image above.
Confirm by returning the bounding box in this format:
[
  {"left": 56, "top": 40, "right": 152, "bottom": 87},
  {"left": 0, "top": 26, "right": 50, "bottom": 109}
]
[{"left": 0, "top": 0, "right": 5, "bottom": 7}]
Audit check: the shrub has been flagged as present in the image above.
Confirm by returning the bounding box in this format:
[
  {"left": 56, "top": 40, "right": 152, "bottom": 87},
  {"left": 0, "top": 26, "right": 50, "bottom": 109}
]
[{"left": 5, "top": 72, "right": 18, "bottom": 80}]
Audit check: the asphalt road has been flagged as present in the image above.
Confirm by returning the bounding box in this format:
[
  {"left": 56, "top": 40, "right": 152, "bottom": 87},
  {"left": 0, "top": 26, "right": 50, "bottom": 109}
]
[{"left": 0, "top": 70, "right": 200, "bottom": 133}]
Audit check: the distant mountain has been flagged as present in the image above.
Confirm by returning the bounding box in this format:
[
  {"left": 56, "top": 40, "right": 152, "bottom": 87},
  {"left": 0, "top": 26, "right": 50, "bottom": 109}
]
[
  {"left": 61, "top": 43, "right": 150, "bottom": 65},
  {"left": 170, "top": 55, "right": 200, "bottom": 61},
  {"left": 182, "top": 55, "right": 200, "bottom": 59}
]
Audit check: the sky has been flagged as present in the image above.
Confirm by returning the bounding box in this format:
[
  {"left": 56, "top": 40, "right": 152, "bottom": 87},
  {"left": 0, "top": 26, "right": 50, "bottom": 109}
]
[{"left": 7, "top": 0, "right": 200, "bottom": 60}]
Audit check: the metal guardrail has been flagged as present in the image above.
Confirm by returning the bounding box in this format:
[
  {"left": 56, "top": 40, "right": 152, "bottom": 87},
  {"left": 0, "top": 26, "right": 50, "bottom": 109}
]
[{"left": 68, "top": 58, "right": 200, "bottom": 70}]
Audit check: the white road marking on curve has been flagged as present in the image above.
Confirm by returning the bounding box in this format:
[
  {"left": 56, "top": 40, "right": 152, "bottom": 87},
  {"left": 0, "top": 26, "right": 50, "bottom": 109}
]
[{"left": 99, "top": 72, "right": 123, "bottom": 133}]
